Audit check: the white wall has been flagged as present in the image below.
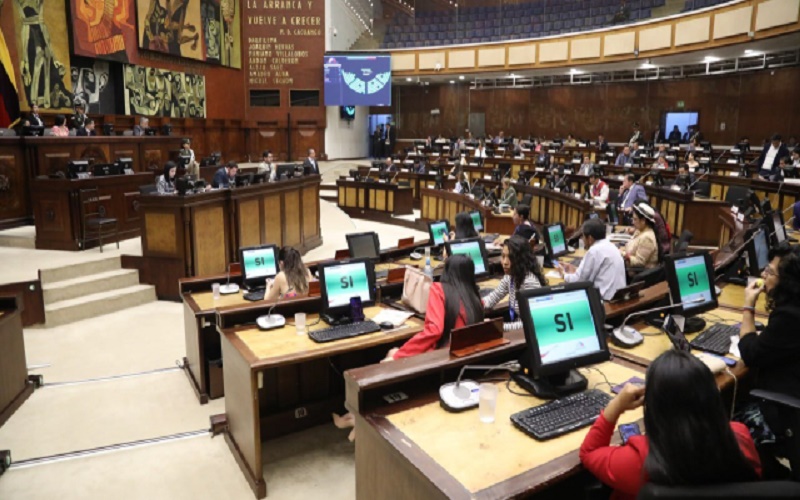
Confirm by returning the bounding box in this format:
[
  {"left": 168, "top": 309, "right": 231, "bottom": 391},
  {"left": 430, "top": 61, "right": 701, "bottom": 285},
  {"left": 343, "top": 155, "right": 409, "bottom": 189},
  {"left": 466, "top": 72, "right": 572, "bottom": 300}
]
[
  {"left": 325, "top": 0, "right": 369, "bottom": 51},
  {"left": 325, "top": 106, "right": 369, "bottom": 160}
]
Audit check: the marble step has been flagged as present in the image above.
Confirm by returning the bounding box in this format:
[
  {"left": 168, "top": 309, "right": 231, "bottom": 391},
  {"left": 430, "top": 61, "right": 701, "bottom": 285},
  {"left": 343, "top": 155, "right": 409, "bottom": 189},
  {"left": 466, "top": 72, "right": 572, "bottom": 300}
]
[
  {"left": 42, "top": 269, "right": 141, "bottom": 305},
  {"left": 44, "top": 285, "right": 156, "bottom": 328}
]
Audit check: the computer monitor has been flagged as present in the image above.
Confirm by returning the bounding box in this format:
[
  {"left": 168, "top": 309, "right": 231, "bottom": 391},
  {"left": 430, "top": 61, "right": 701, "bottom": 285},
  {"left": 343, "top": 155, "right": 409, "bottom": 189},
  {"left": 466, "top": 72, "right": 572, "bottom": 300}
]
[
  {"left": 444, "top": 237, "right": 490, "bottom": 277},
  {"left": 235, "top": 173, "right": 254, "bottom": 187},
  {"left": 514, "top": 282, "right": 610, "bottom": 398},
  {"left": 468, "top": 210, "right": 484, "bottom": 233},
  {"left": 22, "top": 125, "right": 44, "bottom": 136},
  {"left": 276, "top": 163, "right": 296, "bottom": 180},
  {"left": 67, "top": 160, "right": 90, "bottom": 179},
  {"left": 346, "top": 232, "right": 380, "bottom": 261},
  {"left": 664, "top": 252, "right": 719, "bottom": 333},
  {"left": 145, "top": 128, "right": 157, "bottom": 136},
  {"left": 116, "top": 157, "right": 134, "bottom": 173},
  {"left": 724, "top": 185, "right": 750, "bottom": 209},
  {"left": 427, "top": 220, "right": 450, "bottom": 247},
  {"left": 746, "top": 228, "right": 770, "bottom": 276},
  {"left": 318, "top": 258, "right": 376, "bottom": 321},
  {"left": 92, "top": 163, "right": 121, "bottom": 176},
  {"left": 239, "top": 244, "right": 280, "bottom": 291},
  {"left": 771, "top": 210, "right": 787, "bottom": 244},
  {"left": 545, "top": 223, "right": 568, "bottom": 260}
]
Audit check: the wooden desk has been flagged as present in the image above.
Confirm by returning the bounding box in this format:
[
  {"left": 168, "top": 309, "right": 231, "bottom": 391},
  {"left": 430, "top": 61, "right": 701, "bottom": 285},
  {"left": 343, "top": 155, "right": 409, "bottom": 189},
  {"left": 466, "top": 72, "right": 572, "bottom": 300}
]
[
  {"left": 344, "top": 333, "right": 643, "bottom": 499},
  {"left": 138, "top": 176, "right": 322, "bottom": 299},
  {"left": 217, "top": 305, "right": 425, "bottom": 498},
  {"left": 336, "top": 179, "right": 414, "bottom": 216},
  {"left": 0, "top": 295, "right": 34, "bottom": 427},
  {"left": 30, "top": 173, "right": 153, "bottom": 250}
]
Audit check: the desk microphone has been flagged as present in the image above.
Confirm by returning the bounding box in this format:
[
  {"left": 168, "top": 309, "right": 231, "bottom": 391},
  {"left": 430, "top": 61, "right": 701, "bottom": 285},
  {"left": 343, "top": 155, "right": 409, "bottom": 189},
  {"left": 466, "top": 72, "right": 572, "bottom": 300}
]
[
  {"left": 611, "top": 298, "right": 704, "bottom": 348},
  {"left": 439, "top": 362, "right": 521, "bottom": 412},
  {"left": 391, "top": 170, "right": 400, "bottom": 184},
  {"left": 256, "top": 286, "right": 294, "bottom": 330},
  {"left": 219, "top": 264, "right": 240, "bottom": 294}
]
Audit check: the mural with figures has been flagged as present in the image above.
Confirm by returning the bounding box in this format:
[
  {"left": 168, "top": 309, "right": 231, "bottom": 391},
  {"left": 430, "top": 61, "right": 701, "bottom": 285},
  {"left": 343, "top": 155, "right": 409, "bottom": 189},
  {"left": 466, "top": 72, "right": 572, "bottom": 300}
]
[
  {"left": 71, "top": 58, "right": 117, "bottom": 114},
  {"left": 123, "top": 64, "right": 206, "bottom": 117},
  {"left": 135, "top": 0, "right": 240, "bottom": 68},
  {"left": 12, "top": 0, "right": 74, "bottom": 110},
  {"left": 70, "top": 0, "right": 138, "bottom": 63}
]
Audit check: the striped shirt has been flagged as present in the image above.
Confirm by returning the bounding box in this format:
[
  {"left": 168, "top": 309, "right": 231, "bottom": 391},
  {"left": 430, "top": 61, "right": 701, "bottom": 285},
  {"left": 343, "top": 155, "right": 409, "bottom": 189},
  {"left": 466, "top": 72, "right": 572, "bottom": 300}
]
[{"left": 482, "top": 272, "right": 541, "bottom": 332}]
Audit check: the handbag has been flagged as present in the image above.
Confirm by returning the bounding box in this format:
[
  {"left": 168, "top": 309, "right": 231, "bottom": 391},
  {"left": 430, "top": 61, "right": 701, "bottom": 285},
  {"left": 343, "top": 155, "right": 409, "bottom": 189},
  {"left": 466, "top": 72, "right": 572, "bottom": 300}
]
[{"left": 401, "top": 266, "right": 432, "bottom": 314}]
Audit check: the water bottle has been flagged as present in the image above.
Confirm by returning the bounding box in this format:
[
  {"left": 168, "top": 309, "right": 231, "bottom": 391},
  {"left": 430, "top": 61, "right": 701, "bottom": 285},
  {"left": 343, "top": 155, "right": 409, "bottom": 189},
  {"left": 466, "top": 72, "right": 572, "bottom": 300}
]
[{"left": 424, "top": 247, "right": 434, "bottom": 278}]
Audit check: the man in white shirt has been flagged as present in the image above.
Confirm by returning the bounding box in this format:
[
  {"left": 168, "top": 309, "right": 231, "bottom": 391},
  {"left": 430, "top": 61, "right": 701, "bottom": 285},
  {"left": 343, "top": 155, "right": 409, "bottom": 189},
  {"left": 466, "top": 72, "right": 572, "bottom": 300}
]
[
  {"left": 558, "top": 219, "right": 626, "bottom": 301},
  {"left": 758, "top": 134, "right": 790, "bottom": 181},
  {"left": 303, "top": 148, "right": 319, "bottom": 174},
  {"left": 588, "top": 172, "right": 609, "bottom": 203},
  {"left": 258, "top": 150, "right": 276, "bottom": 181},
  {"left": 578, "top": 154, "right": 595, "bottom": 176}
]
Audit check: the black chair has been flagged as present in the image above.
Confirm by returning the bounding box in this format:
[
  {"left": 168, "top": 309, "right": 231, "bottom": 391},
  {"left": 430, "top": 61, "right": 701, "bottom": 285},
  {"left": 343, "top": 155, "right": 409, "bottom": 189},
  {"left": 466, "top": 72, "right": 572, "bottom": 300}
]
[
  {"left": 672, "top": 230, "right": 693, "bottom": 254},
  {"left": 79, "top": 188, "right": 119, "bottom": 253},
  {"left": 139, "top": 184, "right": 158, "bottom": 195},
  {"left": 630, "top": 265, "right": 665, "bottom": 287},
  {"left": 521, "top": 194, "right": 533, "bottom": 207},
  {"left": 638, "top": 481, "right": 800, "bottom": 499},
  {"left": 751, "top": 389, "right": 800, "bottom": 481}
]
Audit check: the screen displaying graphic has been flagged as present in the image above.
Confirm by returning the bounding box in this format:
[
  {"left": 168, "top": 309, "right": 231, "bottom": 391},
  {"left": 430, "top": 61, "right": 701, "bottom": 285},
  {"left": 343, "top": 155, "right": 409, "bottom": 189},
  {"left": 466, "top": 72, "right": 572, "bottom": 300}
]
[
  {"left": 448, "top": 241, "right": 486, "bottom": 275},
  {"left": 754, "top": 230, "right": 770, "bottom": 271},
  {"left": 430, "top": 221, "right": 449, "bottom": 246},
  {"left": 349, "top": 234, "right": 379, "bottom": 260},
  {"left": 324, "top": 262, "right": 371, "bottom": 308},
  {"left": 674, "top": 255, "right": 713, "bottom": 312},
  {"left": 470, "top": 211, "right": 484, "bottom": 232},
  {"left": 548, "top": 225, "right": 566, "bottom": 255},
  {"left": 527, "top": 290, "right": 602, "bottom": 365},
  {"left": 242, "top": 248, "right": 278, "bottom": 280},
  {"left": 324, "top": 55, "right": 391, "bottom": 106}
]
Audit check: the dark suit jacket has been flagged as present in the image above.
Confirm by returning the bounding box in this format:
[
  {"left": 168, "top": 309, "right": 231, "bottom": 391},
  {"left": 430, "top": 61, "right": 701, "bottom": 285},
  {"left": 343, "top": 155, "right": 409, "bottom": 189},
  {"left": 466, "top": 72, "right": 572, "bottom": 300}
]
[
  {"left": 652, "top": 130, "right": 665, "bottom": 144},
  {"left": 668, "top": 130, "right": 682, "bottom": 142},
  {"left": 28, "top": 114, "right": 44, "bottom": 127},
  {"left": 76, "top": 129, "right": 96, "bottom": 137},
  {"left": 758, "top": 144, "right": 790, "bottom": 172},
  {"left": 133, "top": 125, "right": 146, "bottom": 136},
  {"left": 212, "top": 167, "right": 231, "bottom": 188},
  {"left": 597, "top": 140, "right": 609, "bottom": 153},
  {"left": 303, "top": 157, "right": 319, "bottom": 174}
]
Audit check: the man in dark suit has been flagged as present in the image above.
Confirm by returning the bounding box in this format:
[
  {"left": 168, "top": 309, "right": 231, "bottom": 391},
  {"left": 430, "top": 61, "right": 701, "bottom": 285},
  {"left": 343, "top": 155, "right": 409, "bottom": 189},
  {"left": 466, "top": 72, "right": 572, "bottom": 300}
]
[
  {"left": 303, "top": 148, "right": 319, "bottom": 174},
  {"left": 133, "top": 117, "right": 150, "bottom": 136},
  {"left": 71, "top": 102, "right": 88, "bottom": 131},
  {"left": 371, "top": 126, "right": 381, "bottom": 158},
  {"left": 384, "top": 123, "right": 396, "bottom": 156},
  {"left": 668, "top": 125, "right": 682, "bottom": 142},
  {"left": 212, "top": 161, "right": 238, "bottom": 188},
  {"left": 76, "top": 119, "right": 97, "bottom": 136},
  {"left": 28, "top": 104, "right": 44, "bottom": 127},
  {"left": 596, "top": 134, "right": 609, "bottom": 153},
  {"left": 758, "top": 134, "right": 790, "bottom": 181},
  {"left": 652, "top": 126, "right": 665, "bottom": 144}
]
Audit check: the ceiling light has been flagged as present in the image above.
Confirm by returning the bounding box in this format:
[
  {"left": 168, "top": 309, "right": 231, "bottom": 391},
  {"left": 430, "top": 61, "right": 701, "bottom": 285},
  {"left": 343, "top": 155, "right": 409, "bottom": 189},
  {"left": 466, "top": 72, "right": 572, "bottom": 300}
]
[
  {"left": 703, "top": 56, "right": 721, "bottom": 63},
  {"left": 406, "top": 77, "right": 412, "bottom": 82},
  {"left": 459, "top": 75, "right": 465, "bottom": 80},
  {"left": 569, "top": 68, "right": 584, "bottom": 75},
  {"left": 449, "top": 80, "right": 455, "bottom": 84},
  {"left": 744, "top": 49, "right": 762, "bottom": 56},
  {"left": 640, "top": 62, "right": 656, "bottom": 69},
  {"left": 508, "top": 73, "right": 518, "bottom": 78}
]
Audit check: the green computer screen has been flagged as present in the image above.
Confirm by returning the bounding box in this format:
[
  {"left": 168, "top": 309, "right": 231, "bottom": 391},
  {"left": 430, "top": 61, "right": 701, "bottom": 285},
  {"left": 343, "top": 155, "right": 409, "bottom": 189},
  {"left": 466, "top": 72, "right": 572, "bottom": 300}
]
[
  {"left": 548, "top": 225, "right": 566, "bottom": 255},
  {"left": 527, "top": 289, "right": 601, "bottom": 365},
  {"left": 430, "top": 221, "right": 449, "bottom": 246},
  {"left": 242, "top": 247, "right": 278, "bottom": 280},
  {"left": 674, "top": 255, "right": 712, "bottom": 312},
  {"left": 448, "top": 240, "right": 486, "bottom": 274},
  {"left": 470, "top": 211, "right": 483, "bottom": 232},
  {"left": 324, "top": 262, "right": 371, "bottom": 308}
]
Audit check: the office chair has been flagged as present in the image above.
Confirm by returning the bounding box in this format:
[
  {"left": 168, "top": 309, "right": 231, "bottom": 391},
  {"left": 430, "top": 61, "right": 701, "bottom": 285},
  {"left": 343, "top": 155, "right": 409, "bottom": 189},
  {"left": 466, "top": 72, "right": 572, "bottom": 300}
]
[
  {"left": 638, "top": 481, "right": 800, "bottom": 499},
  {"left": 521, "top": 194, "right": 533, "bottom": 207},
  {"left": 672, "top": 230, "right": 693, "bottom": 254},
  {"left": 630, "top": 265, "right": 665, "bottom": 287},
  {"left": 751, "top": 389, "right": 800, "bottom": 481},
  {"left": 693, "top": 180, "right": 711, "bottom": 198}
]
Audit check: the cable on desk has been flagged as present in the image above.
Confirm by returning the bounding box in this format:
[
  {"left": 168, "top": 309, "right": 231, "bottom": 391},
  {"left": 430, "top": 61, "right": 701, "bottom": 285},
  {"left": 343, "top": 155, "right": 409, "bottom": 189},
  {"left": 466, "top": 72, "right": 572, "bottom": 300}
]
[
  {"left": 724, "top": 366, "right": 738, "bottom": 420},
  {"left": 579, "top": 366, "right": 618, "bottom": 391},
  {"left": 505, "top": 378, "right": 537, "bottom": 397}
]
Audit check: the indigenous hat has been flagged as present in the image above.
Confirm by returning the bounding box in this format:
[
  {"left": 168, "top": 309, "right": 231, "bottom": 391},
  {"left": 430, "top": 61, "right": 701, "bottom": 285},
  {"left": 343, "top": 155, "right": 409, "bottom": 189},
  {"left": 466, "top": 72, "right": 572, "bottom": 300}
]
[{"left": 633, "top": 202, "right": 656, "bottom": 223}]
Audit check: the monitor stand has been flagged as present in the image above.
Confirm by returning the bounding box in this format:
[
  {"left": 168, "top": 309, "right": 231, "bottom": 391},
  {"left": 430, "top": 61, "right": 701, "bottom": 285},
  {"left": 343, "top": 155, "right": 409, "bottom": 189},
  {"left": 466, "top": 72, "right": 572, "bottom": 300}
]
[
  {"left": 671, "top": 314, "right": 706, "bottom": 335},
  {"left": 321, "top": 312, "right": 353, "bottom": 326},
  {"left": 512, "top": 369, "right": 588, "bottom": 400}
]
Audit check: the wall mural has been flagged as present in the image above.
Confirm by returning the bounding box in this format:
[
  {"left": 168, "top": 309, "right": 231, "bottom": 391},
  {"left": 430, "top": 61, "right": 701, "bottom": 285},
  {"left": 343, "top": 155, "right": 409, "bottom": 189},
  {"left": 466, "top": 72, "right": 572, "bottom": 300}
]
[
  {"left": 71, "top": 0, "right": 138, "bottom": 63},
  {"left": 13, "top": 0, "right": 73, "bottom": 110},
  {"left": 71, "top": 58, "right": 117, "bottom": 114},
  {"left": 136, "top": 0, "right": 241, "bottom": 68},
  {"left": 123, "top": 64, "right": 206, "bottom": 118}
]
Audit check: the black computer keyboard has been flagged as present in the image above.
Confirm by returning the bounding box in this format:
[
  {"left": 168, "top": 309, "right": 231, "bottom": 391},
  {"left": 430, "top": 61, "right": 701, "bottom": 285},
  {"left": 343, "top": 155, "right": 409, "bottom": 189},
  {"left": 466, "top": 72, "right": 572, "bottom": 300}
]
[
  {"left": 479, "top": 288, "right": 494, "bottom": 298},
  {"left": 243, "top": 289, "right": 265, "bottom": 301},
  {"left": 691, "top": 323, "right": 737, "bottom": 355},
  {"left": 510, "top": 389, "right": 612, "bottom": 440},
  {"left": 308, "top": 320, "right": 381, "bottom": 343},
  {"left": 483, "top": 234, "right": 500, "bottom": 244}
]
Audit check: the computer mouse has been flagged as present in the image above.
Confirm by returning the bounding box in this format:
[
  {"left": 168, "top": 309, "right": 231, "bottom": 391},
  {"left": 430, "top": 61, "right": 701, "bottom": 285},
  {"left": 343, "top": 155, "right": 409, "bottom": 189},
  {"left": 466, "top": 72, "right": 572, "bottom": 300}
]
[
  {"left": 755, "top": 321, "right": 766, "bottom": 331},
  {"left": 379, "top": 321, "right": 394, "bottom": 330}
]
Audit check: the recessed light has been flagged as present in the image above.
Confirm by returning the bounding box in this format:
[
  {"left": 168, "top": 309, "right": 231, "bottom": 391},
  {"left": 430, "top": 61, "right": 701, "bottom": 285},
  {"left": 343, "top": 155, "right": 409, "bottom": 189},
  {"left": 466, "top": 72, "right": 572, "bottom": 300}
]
[
  {"left": 459, "top": 75, "right": 465, "bottom": 80},
  {"left": 449, "top": 80, "right": 455, "bottom": 84},
  {"left": 508, "top": 73, "right": 518, "bottom": 78},
  {"left": 641, "top": 62, "right": 656, "bottom": 69},
  {"left": 406, "top": 77, "right": 412, "bottom": 82},
  {"left": 703, "top": 56, "right": 721, "bottom": 63},
  {"left": 744, "top": 49, "right": 762, "bottom": 56},
  {"left": 569, "top": 68, "right": 584, "bottom": 75}
]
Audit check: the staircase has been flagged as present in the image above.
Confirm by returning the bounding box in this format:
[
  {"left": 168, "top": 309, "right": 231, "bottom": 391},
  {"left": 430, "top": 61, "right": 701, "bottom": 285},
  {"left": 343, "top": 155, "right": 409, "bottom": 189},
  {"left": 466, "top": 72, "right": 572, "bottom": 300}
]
[
  {"left": 653, "top": 0, "right": 687, "bottom": 18},
  {"left": 41, "top": 256, "right": 156, "bottom": 327}
]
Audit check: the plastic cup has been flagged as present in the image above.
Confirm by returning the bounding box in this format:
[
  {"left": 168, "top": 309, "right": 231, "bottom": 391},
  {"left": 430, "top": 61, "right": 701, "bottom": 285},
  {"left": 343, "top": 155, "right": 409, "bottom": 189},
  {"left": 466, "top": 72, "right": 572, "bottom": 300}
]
[
  {"left": 295, "top": 313, "right": 307, "bottom": 335},
  {"left": 212, "top": 283, "right": 221, "bottom": 299},
  {"left": 479, "top": 383, "right": 498, "bottom": 423},
  {"left": 536, "top": 255, "right": 544, "bottom": 270}
]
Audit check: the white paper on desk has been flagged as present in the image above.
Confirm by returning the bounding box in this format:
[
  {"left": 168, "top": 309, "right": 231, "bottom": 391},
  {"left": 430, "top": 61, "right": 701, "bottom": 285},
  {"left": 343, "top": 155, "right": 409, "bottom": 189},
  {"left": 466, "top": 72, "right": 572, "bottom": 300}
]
[
  {"left": 729, "top": 335, "right": 741, "bottom": 358},
  {"left": 545, "top": 270, "right": 561, "bottom": 279},
  {"left": 372, "top": 309, "right": 414, "bottom": 327},
  {"left": 486, "top": 243, "right": 501, "bottom": 251}
]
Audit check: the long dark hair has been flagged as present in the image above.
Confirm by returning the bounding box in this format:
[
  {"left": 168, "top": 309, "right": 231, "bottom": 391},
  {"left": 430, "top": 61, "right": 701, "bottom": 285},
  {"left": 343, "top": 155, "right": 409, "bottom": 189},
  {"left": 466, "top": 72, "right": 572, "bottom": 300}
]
[
  {"left": 643, "top": 350, "right": 758, "bottom": 486},
  {"left": 280, "top": 247, "right": 309, "bottom": 295},
  {"left": 767, "top": 244, "right": 800, "bottom": 311},
  {"left": 163, "top": 161, "right": 176, "bottom": 185},
  {"left": 504, "top": 235, "right": 547, "bottom": 291},
  {"left": 437, "top": 254, "right": 484, "bottom": 348},
  {"left": 454, "top": 212, "right": 478, "bottom": 240}
]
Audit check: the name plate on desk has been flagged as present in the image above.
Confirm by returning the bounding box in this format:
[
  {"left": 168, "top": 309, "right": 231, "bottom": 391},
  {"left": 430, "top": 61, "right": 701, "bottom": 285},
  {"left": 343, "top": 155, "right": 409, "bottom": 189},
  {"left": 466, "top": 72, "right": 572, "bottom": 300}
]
[
  {"left": 548, "top": 149, "right": 556, "bottom": 154},
  {"left": 404, "top": 160, "right": 413, "bottom": 164},
  {"left": 554, "top": 188, "right": 561, "bottom": 192},
  {"left": 378, "top": 179, "right": 386, "bottom": 183},
  {"left": 689, "top": 167, "right": 695, "bottom": 173},
  {"left": 370, "top": 168, "right": 379, "bottom": 171},
  {"left": 533, "top": 182, "right": 541, "bottom": 187},
  {"left": 599, "top": 160, "right": 609, "bottom": 166},
  {"left": 574, "top": 193, "right": 581, "bottom": 199},
  {"left": 535, "top": 167, "right": 545, "bottom": 172},
  {"left": 563, "top": 169, "right": 573, "bottom": 174},
  {"left": 484, "top": 175, "right": 492, "bottom": 180},
  {"left": 646, "top": 181, "right": 653, "bottom": 186},
  {"left": 346, "top": 177, "right": 354, "bottom": 181},
  {"left": 572, "top": 159, "right": 581, "bottom": 164},
  {"left": 625, "top": 163, "right": 633, "bottom": 168},
  {"left": 730, "top": 172, "right": 740, "bottom": 177},
  {"left": 578, "top": 143, "right": 587, "bottom": 147},
  {"left": 727, "top": 159, "right": 738, "bottom": 164},
  {"left": 670, "top": 185, "right": 682, "bottom": 191},
  {"left": 449, "top": 317, "right": 508, "bottom": 358}
]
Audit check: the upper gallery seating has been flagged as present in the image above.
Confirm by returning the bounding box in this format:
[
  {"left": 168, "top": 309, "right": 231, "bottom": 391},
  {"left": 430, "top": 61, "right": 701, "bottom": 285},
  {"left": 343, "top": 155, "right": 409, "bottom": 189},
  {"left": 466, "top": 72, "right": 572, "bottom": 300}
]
[
  {"left": 681, "top": 0, "right": 732, "bottom": 12},
  {"left": 382, "top": 0, "right": 666, "bottom": 49}
]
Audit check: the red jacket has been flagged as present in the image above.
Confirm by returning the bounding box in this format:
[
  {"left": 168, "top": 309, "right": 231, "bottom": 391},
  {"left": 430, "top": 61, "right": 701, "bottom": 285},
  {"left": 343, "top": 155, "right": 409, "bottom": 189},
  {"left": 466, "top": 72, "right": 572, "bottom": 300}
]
[
  {"left": 579, "top": 410, "right": 762, "bottom": 500},
  {"left": 394, "top": 283, "right": 466, "bottom": 359}
]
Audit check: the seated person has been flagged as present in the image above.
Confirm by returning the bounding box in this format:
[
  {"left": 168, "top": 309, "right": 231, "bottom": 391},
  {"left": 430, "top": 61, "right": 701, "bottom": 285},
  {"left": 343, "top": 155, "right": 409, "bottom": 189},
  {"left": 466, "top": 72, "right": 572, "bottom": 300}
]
[
  {"left": 179, "top": 139, "right": 198, "bottom": 177},
  {"left": 257, "top": 150, "right": 276, "bottom": 181},
  {"left": 449, "top": 211, "right": 478, "bottom": 241},
  {"left": 737, "top": 243, "right": 800, "bottom": 471},
  {"left": 482, "top": 236, "right": 547, "bottom": 331},
  {"left": 386, "top": 255, "right": 484, "bottom": 360},
  {"left": 156, "top": 161, "right": 177, "bottom": 195},
  {"left": 652, "top": 155, "right": 668, "bottom": 170},
  {"left": 132, "top": 116, "right": 149, "bottom": 136},
  {"left": 615, "top": 146, "right": 633, "bottom": 167},
  {"left": 547, "top": 168, "right": 565, "bottom": 190},
  {"left": 580, "top": 350, "right": 761, "bottom": 500},
  {"left": 453, "top": 172, "right": 470, "bottom": 194},
  {"left": 618, "top": 173, "right": 647, "bottom": 213},
  {"left": 264, "top": 247, "right": 314, "bottom": 301},
  {"left": 71, "top": 102, "right": 88, "bottom": 130},
  {"left": 499, "top": 177, "right": 518, "bottom": 208},
  {"left": 578, "top": 154, "right": 595, "bottom": 176},
  {"left": 51, "top": 114, "right": 69, "bottom": 137},
  {"left": 655, "top": 144, "right": 668, "bottom": 158},
  {"left": 622, "top": 202, "right": 660, "bottom": 269},
  {"left": 776, "top": 156, "right": 795, "bottom": 179},
  {"left": 557, "top": 218, "right": 626, "bottom": 300},
  {"left": 76, "top": 118, "right": 97, "bottom": 136},
  {"left": 212, "top": 161, "right": 238, "bottom": 188},
  {"left": 672, "top": 164, "right": 695, "bottom": 188},
  {"left": 494, "top": 204, "right": 539, "bottom": 245},
  {"left": 588, "top": 172, "right": 609, "bottom": 203},
  {"left": 685, "top": 152, "right": 700, "bottom": 170},
  {"left": 383, "top": 156, "right": 398, "bottom": 173}
]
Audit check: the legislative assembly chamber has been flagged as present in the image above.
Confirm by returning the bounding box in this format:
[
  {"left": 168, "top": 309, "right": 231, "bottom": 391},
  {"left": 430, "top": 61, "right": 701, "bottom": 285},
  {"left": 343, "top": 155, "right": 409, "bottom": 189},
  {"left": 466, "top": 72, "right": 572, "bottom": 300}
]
[{"left": 2, "top": 0, "right": 800, "bottom": 498}]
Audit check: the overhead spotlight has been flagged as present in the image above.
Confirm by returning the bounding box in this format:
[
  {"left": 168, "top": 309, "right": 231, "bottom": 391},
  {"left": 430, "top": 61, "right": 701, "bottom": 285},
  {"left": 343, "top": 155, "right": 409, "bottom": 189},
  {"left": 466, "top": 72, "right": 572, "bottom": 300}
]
[
  {"left": 569, "top": 68, "right": 584, "bottom": 75},
  {"left": 449, "top": 80, "right": 455, "bottom": 84},
  {"left": 703, "top": 55, "right": 721, "bottom": 63},
  {"left": 459, "top": 75, "right": 465, "bottom": 80},
  {"left": 744, "top": 49, "right": 762, "bottom": 56},
  {"left": 508, "top": 73, "right": 518, "bottom": 78},
  {"left": 406, "top": 77, "right": 412, "bottom": 82},
  {"left": 641, "top": 62, "right": 657, "bottom": 69}
]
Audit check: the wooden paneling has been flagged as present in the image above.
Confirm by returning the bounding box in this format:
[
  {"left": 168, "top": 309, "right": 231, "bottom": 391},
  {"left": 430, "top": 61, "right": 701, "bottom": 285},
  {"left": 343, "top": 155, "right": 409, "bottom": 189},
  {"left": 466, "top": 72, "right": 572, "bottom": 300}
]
[
  {"left": 238, "top": 199, "right": 261, "bottom": 249},
  {"left": 0, "top": 297, "right": 32, "bottom": 427},
  {"left": 284, "top": 190, "right": 301, "bottom": 247},
  {"left": 144, "top": 213, "right": 178, "bottom": 256},
  {"left": 0, "top": 139, "right": 29, "bottom": 227},
  {"left": 302, "top": 186, "right": 318, "bottom": 241},
  {"left": 193, "top": 205, "right": 228, "bottom": 276}
]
